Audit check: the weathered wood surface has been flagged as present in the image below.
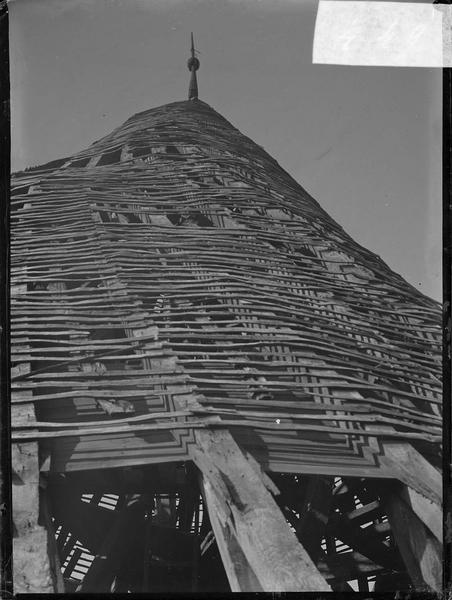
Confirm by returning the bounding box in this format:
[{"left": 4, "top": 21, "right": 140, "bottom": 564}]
[
  {"left": 166, "top": 385, "right": 329, "bottom": 591},
  {"left": 193, "top": 428, "right": 330, "bottom": 591},
  {"left": 11, "top": 403, "right": 53, "bottom": 593},
  {"left": 382, "top": 484, "right": 442, "bottom": 592},
  {"left": 365, "top": 424, "right": 442, "bottom": 539}
]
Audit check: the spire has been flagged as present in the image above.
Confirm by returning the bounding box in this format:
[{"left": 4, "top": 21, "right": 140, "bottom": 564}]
[{"left": 187, "top": 32, "right": 200, "bottom": 100}]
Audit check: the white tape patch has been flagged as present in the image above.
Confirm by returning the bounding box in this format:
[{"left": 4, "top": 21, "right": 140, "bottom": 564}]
[{"left": 313, "top": 1, "right": 452, "bottom": 68}]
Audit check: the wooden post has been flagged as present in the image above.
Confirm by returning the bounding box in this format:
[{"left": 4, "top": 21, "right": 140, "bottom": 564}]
[
  {"left": 382, "top": 485, "right": 442, "bottom": 592},
  {"left": 11, "top": 402, "right": 54, "bottom": 593},
  {"left": 191, "top": 428, "right": 331, "bottom": 592}
]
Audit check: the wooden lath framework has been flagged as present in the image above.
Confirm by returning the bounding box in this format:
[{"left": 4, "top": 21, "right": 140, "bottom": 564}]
[{"left": 10, "top": 99, "right": 442, "bottom": 592}]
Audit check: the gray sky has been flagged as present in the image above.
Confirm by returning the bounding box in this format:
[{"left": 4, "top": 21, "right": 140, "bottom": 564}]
[{"left": 9, "top": 0, "right": 442, "bottom": 300}]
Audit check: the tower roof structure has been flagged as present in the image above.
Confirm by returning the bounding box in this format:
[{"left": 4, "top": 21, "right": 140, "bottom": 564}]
[
  {"left": 11, "top": 95, "right": 442, "bottom": 592},
  {"left": 187, "top": 33, "right": 200, "bottom": 100}
]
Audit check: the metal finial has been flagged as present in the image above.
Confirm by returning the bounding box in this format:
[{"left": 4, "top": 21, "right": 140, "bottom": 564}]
[{"left": 187, "top": 32, "right": 200, "bottom": 100}]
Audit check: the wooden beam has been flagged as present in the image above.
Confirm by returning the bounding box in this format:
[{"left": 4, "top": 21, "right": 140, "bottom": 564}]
[
  {"left": 325, "top": 512, "right": 403, "bottom": 571},
  {"left": 397, "top": 484, "right": 442, "bottom": 542},
  {"left": 318, "top": 549, "right": 385, "bottom": 581},
  {"left": 366, "top": 425, "right": 442, "bottom": 540},
  {"left": 378, "top": 440, "right": 441, "bottom": 506},
  {"left": 198, "top": 475, "right": 263, "bottom": 592},
  {"left": 79, "top": 496, "right": 146, "bottom": 593},
  {"left": 187, "top": 426, "right": 330, "bottom": 591},
  {"left": 39, "top": 488, "right": 65, "bottom": 593},
  {"left": 382, "top": 485, "right": 442, "bottom": 592},
  {"left": 136, "top": 341, "right": 331, "bottom": 591},
  {"left": 295, "top": 475, "right": 334, "bottom": 564},
  {"left": 49, "top": 491, "right": 116, "bottom": 554}
]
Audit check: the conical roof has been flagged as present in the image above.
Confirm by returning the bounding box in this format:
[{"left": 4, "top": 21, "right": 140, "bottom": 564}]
[{"left": 11, "top": 99, "right": 441, "bottom": 477}]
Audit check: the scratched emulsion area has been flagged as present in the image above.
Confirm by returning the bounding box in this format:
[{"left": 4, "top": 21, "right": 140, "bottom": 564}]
[{"left": 313, "top": 1, "right": 452, "bottom": 68}]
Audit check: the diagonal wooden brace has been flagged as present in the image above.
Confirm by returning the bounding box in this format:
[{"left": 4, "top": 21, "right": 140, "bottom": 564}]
[{"left": 171, "top": 389, "right": 330, "bottom": 592}]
